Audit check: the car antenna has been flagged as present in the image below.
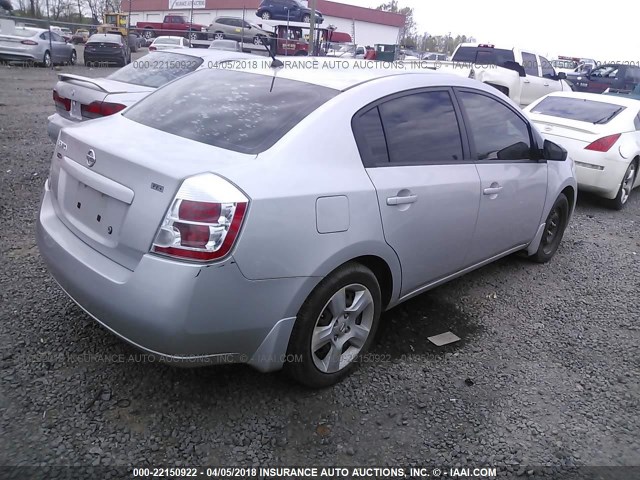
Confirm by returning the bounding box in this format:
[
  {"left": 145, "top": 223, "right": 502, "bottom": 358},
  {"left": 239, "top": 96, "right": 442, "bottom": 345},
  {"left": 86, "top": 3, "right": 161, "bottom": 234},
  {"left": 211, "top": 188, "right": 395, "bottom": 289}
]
[{"left": 259, "top": 36, "right": 283, "bottom": 68}]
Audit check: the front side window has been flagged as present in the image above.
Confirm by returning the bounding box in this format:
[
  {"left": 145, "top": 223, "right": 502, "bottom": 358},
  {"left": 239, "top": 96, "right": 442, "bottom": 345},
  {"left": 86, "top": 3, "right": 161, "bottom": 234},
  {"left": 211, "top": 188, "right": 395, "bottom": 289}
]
[
  {"left": 377, "top": 91, "right": 464, "bottom": 165},
  {"left": 540, "top": 56, "right": 555, "bottom": 78},
  {"left": 457, "top": 90, "right": 532, "bottom": 161},
  {"left": 522, "top": 52, "right": 538, "bottom": 76}
]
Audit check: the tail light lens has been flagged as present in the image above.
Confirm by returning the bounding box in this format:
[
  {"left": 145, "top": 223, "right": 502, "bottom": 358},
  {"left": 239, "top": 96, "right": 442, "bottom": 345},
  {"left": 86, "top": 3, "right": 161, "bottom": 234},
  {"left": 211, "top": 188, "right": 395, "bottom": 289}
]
[
  {"left": 53, "top": 90, "right": 71, "bottom": 111},
  {"left": 149, "top": 45, "right": 156, "bottom": 51},
  {"left": 584, "top": 133, "right": 621, "bottom": 152},
  {"left": 21, "top": 39, "right": 38, "bottom": 45},
  {"left": 152, "top": 173, "right": 249, "bottom": 262},
  {"left": 81, "top": 101, "right": 127, "bottom": 119}
]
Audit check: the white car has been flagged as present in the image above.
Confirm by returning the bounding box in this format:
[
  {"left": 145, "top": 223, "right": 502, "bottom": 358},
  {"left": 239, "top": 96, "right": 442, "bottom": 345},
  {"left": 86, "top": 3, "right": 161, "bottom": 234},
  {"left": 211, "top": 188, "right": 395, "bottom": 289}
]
[
  {"left": 149, "top": 36, "right": 190, "bottom": 51},
  {"left": 525, "top": 91, "right": 640, "bottom": 209},
  {"left": 47, "top": 48, "right": 261, "bottom": 142}
]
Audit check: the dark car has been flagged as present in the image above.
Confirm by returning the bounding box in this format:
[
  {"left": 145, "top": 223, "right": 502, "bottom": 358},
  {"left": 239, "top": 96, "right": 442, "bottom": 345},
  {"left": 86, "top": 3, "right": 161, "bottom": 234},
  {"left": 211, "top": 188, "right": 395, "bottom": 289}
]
[
  {"left": 567, "top": 63, "right": 640, "bottom": 93},
  {"left": 84, "top": 34, "right": 131, "bottom": 67},
  {"left": 256, "top": 0, "right": 324, "bottom": 24}
]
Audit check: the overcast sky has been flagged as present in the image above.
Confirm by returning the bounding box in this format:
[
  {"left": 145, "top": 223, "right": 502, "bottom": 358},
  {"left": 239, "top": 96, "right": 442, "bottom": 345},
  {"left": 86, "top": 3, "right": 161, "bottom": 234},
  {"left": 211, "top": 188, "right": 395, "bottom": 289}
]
[{"left": 337, "top": 0, "right": 637, "bottom": 62}]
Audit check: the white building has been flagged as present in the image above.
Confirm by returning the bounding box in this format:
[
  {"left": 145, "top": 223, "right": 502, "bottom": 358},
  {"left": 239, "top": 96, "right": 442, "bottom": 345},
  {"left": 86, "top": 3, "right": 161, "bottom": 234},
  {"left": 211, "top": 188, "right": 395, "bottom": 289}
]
[{"left": 120, "top": 0, "right": 405, "bottom": 46}]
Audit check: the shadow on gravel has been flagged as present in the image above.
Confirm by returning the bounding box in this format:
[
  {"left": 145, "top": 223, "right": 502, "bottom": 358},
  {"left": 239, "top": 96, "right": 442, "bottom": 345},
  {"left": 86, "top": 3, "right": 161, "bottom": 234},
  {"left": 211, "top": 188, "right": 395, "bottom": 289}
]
[{"left": 374, "top": 294, "right": 483, "bottom": 359}]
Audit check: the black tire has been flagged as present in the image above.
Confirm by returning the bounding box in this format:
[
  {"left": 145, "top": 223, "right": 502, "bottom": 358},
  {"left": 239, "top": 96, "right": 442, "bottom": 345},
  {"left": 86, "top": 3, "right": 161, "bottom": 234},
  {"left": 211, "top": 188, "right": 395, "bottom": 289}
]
[
  {"left": 260, "top": 11, "right": 272, "bottom": 20},
  {"left": 213, "top": 31, "right": 224, "bottom": 40},
  {"left": 608, "top": 160, "right": 637, "bottom": 210},
  {"left": 530, "top": 193, "right": 569, "bottom": 263},
  {"left": 68, "top": 50, "right": 76, "bottom": 65},
  {"left": 285, "top": 263, "right": 382, "bottom": 388},
  {"left": 143, "top": 28, "right": 155, "bottom": 40},
  {"left": 294, "top": 50, "right": 308, "bottom": 56},
  {"left": 41, "top": 50, "right": 51, "bottom": 68},
  {"left": 302, "top": 14, "right": 311, "bottom": 23},
  {"left": 253, "top": 35, "right": 263, "bottom": 45}
]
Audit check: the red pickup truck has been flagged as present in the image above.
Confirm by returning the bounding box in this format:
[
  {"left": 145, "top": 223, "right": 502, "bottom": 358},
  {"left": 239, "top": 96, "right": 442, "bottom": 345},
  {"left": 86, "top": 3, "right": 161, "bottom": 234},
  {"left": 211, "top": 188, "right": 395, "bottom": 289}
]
[{"left": 136, "top": 15, "right": 207, "bottom": 40}]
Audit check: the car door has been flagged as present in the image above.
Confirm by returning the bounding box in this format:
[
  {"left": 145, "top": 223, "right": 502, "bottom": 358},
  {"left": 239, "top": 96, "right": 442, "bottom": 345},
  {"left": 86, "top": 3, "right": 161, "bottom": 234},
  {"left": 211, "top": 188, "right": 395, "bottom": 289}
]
[
  {"left": 583, "top": 65, "right": 618, "bottom": 93},
  {"left": 520, "top": 51, "right": 547, "bottom": 105},
  {"left": 48, "top": 32, "right": 65, "bottom": 63},
  {"left": 454, "top": 88, "right": 547, "bottom": 262},
  {"left": 353, "top": 89, "right": 482, "bottom": 297}
]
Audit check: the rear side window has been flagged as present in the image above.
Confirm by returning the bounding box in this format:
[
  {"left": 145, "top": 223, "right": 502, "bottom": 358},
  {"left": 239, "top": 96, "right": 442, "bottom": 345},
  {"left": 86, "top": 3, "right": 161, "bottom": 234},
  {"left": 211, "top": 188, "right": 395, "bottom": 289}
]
[
  {"left": 352, "top": 107, "right": 389, "bottom": 166},
  {"left": 108, "top": 52, "right": 203, "bottom": 87},
  {"left": 377, "top": 91, "right": 463, "bottom": 165},
  {"left": 522, "top": 52, "right": 538, "bottom": 76},
  {"left": 457, "top": 90, "right": 532, "bottom": 161},
  {"left": 530, "top": 96, "right": 626, "bottom": 124},
  {"left": 124, "top": 69, "right": 338, "bottom": 154},
  {"left": 452, "top": 46, "right": 515, "bottom": 66},
  {"left": 625, "top": 67, "right": 640, "bottom": 83}
]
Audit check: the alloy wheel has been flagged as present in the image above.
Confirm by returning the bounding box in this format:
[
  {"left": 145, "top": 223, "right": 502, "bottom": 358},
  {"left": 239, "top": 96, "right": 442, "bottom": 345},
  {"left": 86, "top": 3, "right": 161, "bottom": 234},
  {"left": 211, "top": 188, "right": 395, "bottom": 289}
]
[
  {"left": 311, "top": 284, "right": 374, "bottom": 374},
  {"left": 620, "top": 163, "right": 636, "bottom": 205}
]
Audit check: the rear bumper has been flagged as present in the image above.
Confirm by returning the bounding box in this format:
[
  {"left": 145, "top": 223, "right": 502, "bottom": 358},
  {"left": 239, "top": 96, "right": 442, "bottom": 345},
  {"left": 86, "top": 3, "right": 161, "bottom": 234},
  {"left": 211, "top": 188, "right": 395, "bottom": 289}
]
[
  {"left": 47, "top": 113, "right": 78, "bottom": 143},
  {"left": 84, "top": 54, "right": 124, "bottom": 64},
  {"left": 574, "top": 156, "right": 629, "bottom": 199},
  {"left": 0, "top": 51, "right": 37, "bottom": 62},
  {"left": 37, "top": 182, "right": 315, "bottom": 371}
]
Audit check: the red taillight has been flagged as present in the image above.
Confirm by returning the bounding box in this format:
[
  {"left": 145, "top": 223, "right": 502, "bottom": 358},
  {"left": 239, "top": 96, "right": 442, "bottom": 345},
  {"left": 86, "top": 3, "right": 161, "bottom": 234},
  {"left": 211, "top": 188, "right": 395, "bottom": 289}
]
[
  {"left": 53, "top": 90, "right": 71, "bottom": 111},
  {"left": 149, "top": 45, "right": 156, "bottom": 51},
  {"left": 152, "top": 174, "right": 249, "bottom": 262},
  {"left": 584, "top": 133, "right": 621, "bottom": 152},
  {"left": 81, "top": 101, "right": 126, "bottom": 118},
  {"left": 21, "top": 39, "right": 38, "bottom": 45}
]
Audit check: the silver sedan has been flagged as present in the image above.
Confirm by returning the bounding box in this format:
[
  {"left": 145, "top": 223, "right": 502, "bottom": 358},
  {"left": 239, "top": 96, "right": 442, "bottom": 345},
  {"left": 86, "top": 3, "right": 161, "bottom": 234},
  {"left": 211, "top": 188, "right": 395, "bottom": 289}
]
[
  {"left": 37, "top": 64, "right": 577, "bottom": 388},
  {"left": 0, "top": 26, "right": 76, "bottom": 66}
]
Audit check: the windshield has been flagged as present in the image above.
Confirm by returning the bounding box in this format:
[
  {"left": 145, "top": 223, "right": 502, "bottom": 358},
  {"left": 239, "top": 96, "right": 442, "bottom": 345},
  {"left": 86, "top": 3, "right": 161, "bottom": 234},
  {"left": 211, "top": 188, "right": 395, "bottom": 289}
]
[
  {"left": 107, "top": 52, "right": 203, "bottom": 88},
  {"left": 531, "top": 97, "right": 626, "bottom": 124},
  {"left": 124, "top": 69, "right": 338, "bottom": 154},
  {"left": 452, "top": 46, "right": 515, "bottom": 66}
]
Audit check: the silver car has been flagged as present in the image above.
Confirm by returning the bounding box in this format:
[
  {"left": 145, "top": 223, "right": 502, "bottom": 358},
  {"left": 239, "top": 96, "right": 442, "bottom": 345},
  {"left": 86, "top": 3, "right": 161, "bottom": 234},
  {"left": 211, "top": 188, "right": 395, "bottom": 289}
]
[
  {"left": 37, "top": 66, "right": 577, "bottom": 388},
  {"left": 0, "top": 26, "right": 76, "bottom": 66},
  {"left": 207, "top": 16, "right": 273, "bottom": 45},
  {"left": 47, "top": 48, "right": 262, "bottom": 142}
]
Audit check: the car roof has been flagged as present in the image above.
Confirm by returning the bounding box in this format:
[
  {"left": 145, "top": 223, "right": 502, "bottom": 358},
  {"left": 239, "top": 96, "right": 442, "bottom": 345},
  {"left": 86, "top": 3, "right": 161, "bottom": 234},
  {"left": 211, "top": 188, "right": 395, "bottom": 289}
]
[
  {"left": 154, "top": 47, "right": 261, "bottom": 61},
  {"left": 231, "top": 58, "right": 490, "bottom": 92},
  {"left": 541, "top": 91, "right": 640, "bottom": 107}
]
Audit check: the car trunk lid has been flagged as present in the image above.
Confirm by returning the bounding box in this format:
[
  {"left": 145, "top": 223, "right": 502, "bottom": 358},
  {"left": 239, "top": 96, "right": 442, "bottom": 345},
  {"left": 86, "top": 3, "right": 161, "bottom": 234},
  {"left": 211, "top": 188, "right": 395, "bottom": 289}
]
[
  {"left": 50, "top": 115, "right": 254, "bottom": 271},
  {"left": 53, "top": 74, "right": 153, "bottom": 122},
  {"left": 529, "top": 115, "right": 621, "bottom": 144}
]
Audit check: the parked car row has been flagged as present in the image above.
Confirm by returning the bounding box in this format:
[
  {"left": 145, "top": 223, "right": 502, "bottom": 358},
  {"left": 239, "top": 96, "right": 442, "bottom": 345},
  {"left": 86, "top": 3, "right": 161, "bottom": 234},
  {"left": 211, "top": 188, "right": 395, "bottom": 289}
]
[{"left": 0, "top": 26, "right": 76, "bottom": 66}]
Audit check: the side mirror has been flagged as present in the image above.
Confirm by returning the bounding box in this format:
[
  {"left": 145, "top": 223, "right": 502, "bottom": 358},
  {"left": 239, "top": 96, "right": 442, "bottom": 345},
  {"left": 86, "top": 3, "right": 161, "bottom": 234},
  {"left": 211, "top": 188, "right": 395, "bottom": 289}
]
[
  {"left": 543, "top": 139, "right": 567, "bottom": 161},
  {"left": 557, "top": 72, "right": 566, "bottom": 80},
  {"left": 503, "top": 60, "right": 526, "bottom": 77}
]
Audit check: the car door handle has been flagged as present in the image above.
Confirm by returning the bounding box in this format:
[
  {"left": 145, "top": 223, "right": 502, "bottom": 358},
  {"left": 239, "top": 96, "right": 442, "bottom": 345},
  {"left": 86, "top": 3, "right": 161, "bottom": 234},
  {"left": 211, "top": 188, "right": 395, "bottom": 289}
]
[
  {"left": 483, "top": 186, "right": 503, "bottom": 195},
  {"left": 387, "top": 194, "right": 418, "bottom": 205},
  {"left": 544, "top": 83, "right": 550, "bottom": 86},
  {"left": 523, "top": 80, "right": 531, "bottom": 84}
]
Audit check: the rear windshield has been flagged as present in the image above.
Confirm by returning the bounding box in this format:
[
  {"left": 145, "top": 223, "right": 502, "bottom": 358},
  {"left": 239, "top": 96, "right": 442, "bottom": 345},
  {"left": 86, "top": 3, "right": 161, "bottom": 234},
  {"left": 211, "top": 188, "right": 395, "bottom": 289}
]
[
  {"left": 107, "top": 52, "right": 203, "bottom": 88},
  {"left": 124, "top": 69, "right": 338, "bottom": 154},
  {"left": 155, "top": 38, "right": 180, "bottom": 44},
  {"left": 8, "top": 29, "right": 37, "bottom": 38},
  {"left": 452, "top": 46, "right": 515, "bottom": 66},
  {"left": 530, "top": 96, "right": 626, "bottom": 124},
  {"left": 87, "top": 34, "right": 121, "bottom": 44}
]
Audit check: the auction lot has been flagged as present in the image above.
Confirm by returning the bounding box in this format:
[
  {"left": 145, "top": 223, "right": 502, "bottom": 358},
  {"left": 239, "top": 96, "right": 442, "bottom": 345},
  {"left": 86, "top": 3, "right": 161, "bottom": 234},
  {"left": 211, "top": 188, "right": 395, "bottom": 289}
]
[{"left": 0, "top": 55, "right": 639, "bottom": 476}]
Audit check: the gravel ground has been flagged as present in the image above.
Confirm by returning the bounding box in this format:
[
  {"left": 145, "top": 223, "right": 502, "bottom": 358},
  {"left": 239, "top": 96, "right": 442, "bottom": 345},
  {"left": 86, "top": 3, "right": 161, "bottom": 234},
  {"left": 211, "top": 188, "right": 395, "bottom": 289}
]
[{"left": 0, "top": 55, "right": 639, "bottom": 478}]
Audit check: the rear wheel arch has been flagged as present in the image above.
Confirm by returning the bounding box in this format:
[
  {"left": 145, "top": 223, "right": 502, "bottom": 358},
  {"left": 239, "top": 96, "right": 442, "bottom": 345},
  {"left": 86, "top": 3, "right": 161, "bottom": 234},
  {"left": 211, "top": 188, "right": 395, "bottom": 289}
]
[{"left": 350, "top": 255, "right": 393, "bottom": 310}]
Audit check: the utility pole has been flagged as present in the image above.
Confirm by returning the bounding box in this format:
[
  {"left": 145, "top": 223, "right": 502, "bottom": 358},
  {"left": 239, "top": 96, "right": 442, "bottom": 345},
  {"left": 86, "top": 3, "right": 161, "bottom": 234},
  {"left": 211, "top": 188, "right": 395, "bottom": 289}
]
[{"left": 308, "top": 0, "right": 316, "bottom": 56}]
